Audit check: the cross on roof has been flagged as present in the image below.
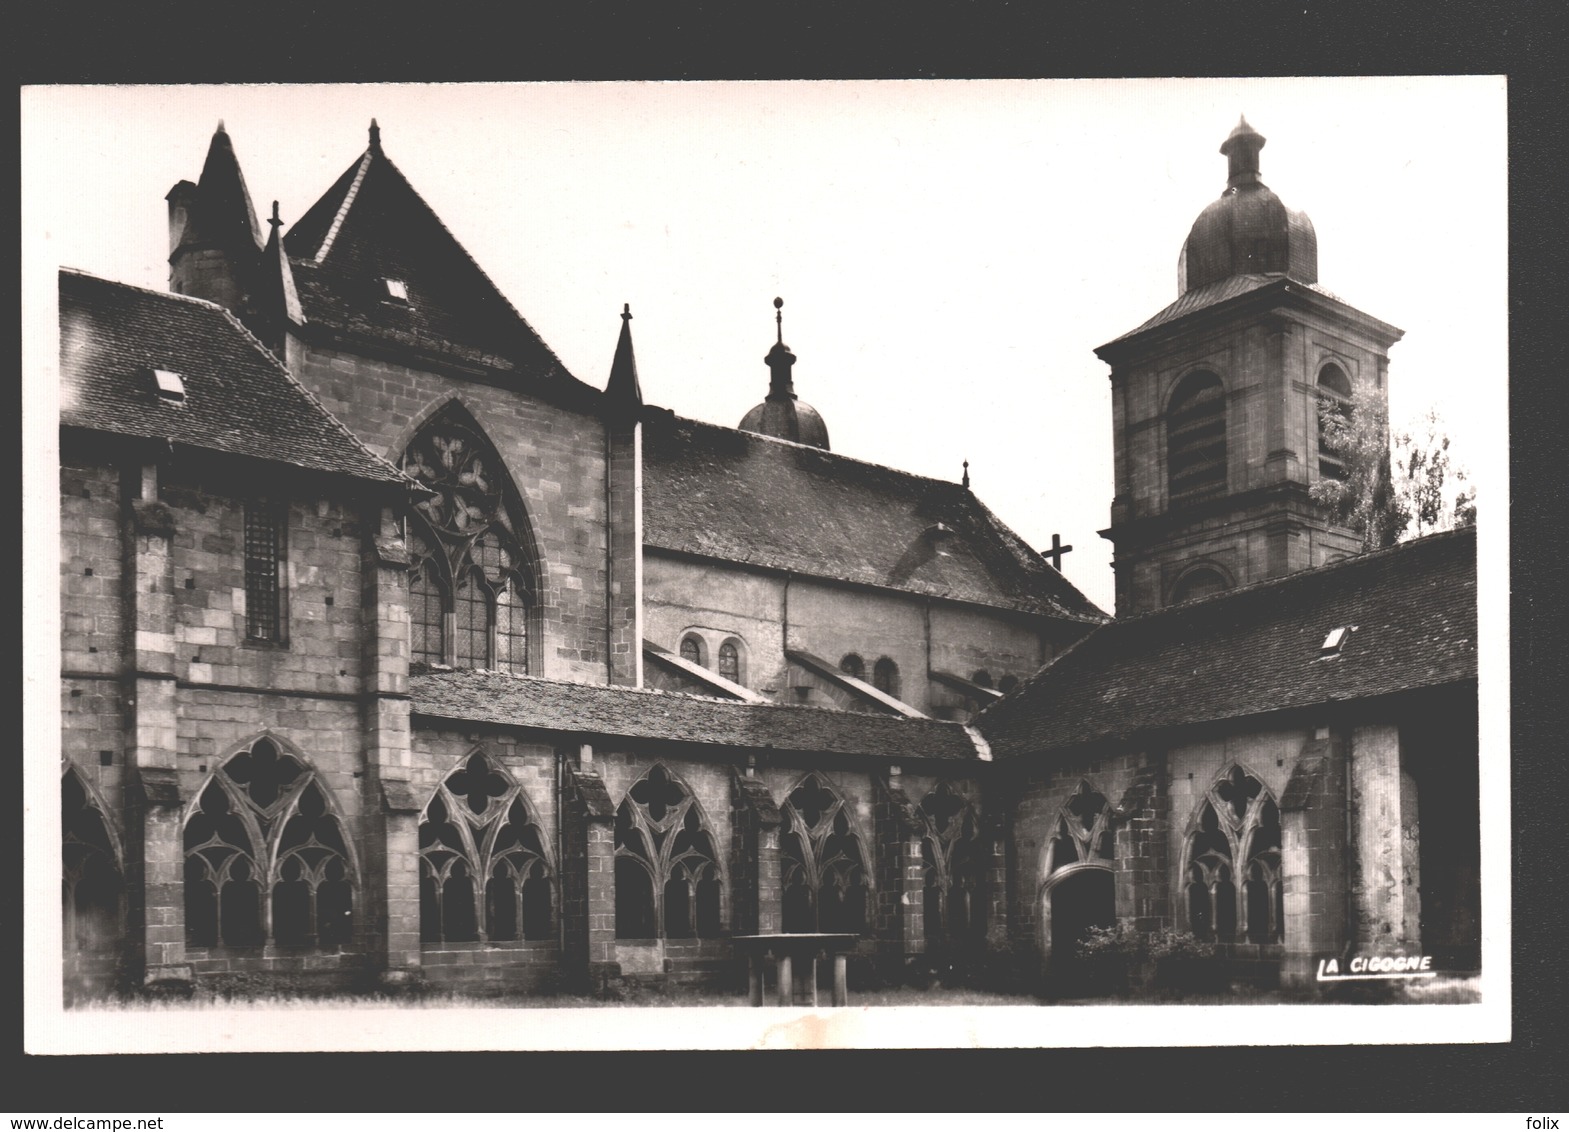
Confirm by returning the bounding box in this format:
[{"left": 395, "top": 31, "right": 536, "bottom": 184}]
[{"left": 1043, "top": 533, "right": 1073, "bottom": 571}]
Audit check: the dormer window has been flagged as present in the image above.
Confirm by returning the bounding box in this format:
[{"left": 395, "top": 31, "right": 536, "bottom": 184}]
[
  {"left": 382, "top": 278, "right": 410, "bottom": 303},
  {"left": 149, "top": 368, "right": 186, "bottom": 405}
]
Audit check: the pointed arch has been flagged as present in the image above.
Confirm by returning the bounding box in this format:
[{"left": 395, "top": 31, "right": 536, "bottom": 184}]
[
  {"left": 778, "top": 772, "right": 871, "bottom": 935},
  {"left": 399, "top": 398, "right": 542, "bottom": 674},
  {"left": 1181, "top": 764, "right": 1282, "bottom": 944},
  {"left": 918, "top": 782, "right": 987, "bottom": 947},
  {"left": 61, "top": 763, "right": 123, "bottom": 954},
  {"left": 419, "top": 746, "right": 554, "bottom": 945},
  {"left": 1041, "top": 779, "right": 1114, "bottom": 879},
  {"left": 614, "top": 763, "right": 724, "bottom": 939},
  {"left": 182, "top": 732, "right": 357, "bottom": 949}
]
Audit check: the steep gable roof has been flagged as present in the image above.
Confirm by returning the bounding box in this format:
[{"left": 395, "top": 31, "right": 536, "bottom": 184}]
[
  {"left": 411, "top": 669, "right": 985, "bottom": 762},
  {"left": 58, "top": 269, "right": 408, "bottom": 487},
  {"left": 281, "top": 133, "right": 598, "bottom": 404},
  {"left": 977, "top": 527, "right": 1478, "bottom": 757},
  {"left": 641, "top": 411, "right": 1105, "bottom": 621}
]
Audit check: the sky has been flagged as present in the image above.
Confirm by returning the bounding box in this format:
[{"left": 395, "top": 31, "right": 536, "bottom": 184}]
[{"left": 22, "top": 78, "right": 1507, "bottom": 615}]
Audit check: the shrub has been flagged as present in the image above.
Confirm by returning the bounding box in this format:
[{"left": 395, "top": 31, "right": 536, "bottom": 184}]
[{"left": 1148, "top": 929, "right": 1227, "bottom": 995}]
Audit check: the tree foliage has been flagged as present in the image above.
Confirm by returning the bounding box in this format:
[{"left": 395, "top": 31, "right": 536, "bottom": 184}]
[{"left": 1310, "top": 382, "right": 1475, "bottom": 552}]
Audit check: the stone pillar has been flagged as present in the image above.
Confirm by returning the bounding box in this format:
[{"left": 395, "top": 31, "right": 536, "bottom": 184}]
[
  {"left": 1112, "top": 755, "right": 1170, "bottom": 936},
  {"left": 604, "top": 418, "right": 643, "bottom": 688},
  {"left": 1349, "top": 724, "right": 1418, "bottom": 954},
  {"left": 872, "top": 773, "right": 925, "bottom": 976},
  {"left": 730, "top": 766, "right": 781, "bottom": 935},
  {"left": 121, "top": 462, "right": 188, "bottom": 990},
  {"left": 360, "top": 504, "right": 421, "bottom": 987},
  {"left": 982, "top": 810, "right": 1010, "bottom": 952},
  {"left": 562, "top": 755, "right": 617, "bottom": 992},
  {"left": 1279, "top": 735, "right": 1349, "bottom": 987}
]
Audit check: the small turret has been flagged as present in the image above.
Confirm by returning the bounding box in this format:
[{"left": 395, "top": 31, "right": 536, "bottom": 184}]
[{"left": 167, "top": 122, "right": 266, "bottom": 317}]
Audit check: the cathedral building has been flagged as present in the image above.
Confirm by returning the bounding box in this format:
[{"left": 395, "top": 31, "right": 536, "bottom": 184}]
[{"left": 57, "top": 116, "right": 1478, "bottom": 1001}]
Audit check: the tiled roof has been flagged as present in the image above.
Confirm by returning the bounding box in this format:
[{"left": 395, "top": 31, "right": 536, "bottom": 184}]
[
  {"left": 641, "top": 412, "right": 1106, "bottom": 621},
  {"left": 977, "top": 527, "right": 1478, "bottom": 757},
  {"left": 1098, "top": 273, "right": 1366, "bottom": 352},
  {"left": 282, "top": 141, "right": 599, "bottom": 404},
  {"left": 58, "top": 270, "right": 409, "bottom": 486},
  {"left": 411, "top": 670, "right": 984, "bottom": 762}
]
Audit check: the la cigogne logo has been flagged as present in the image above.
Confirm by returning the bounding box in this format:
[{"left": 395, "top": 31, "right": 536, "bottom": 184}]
[{"left": 1316, "top": 954, "right": 1437, "bottom": 981}]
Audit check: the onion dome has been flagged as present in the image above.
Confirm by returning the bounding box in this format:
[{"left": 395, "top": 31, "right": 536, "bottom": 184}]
[
  {"left": 738, "top": 298, "right": 830, "bottom": 450},
  {"left": 1177, "top": 117, "right": 1318, "bottom": 295}
]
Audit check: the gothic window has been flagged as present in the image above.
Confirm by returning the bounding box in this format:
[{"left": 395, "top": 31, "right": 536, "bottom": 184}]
[
  {"left": 1169, "top": 566, "right": 1230, "bottom": 606},
  {"left": 401, "top": 409, "right": 538, "bottom": 673},
  {"left": 918, "top": 783, "right": 987, "bottom": 946},
  {"left": 839, "top": 653, "right": 865, "bottom": 681},
  {"left": 718, "top": 640, "right": 741, "bottom": 684},
  {"left": 419, "top": 750, "right": 554, "bottom": 944},
  {"left": 183, "top": 736, "right": 355, "bottom": 949},
  {"left": 244, "top": 501, "right": 285, "bottom": 642},
  {"left": 614, "top": 765, "right": 722, "bottom": 939},
  {"left": 779, "top": 774, "right": 870, "bottom": 935},
  {"left": 1043, "top": 780, "right": 1114, "bottom": 877},
  {"left": 61, "top": 767, "right": 121, "bottom": 953},
  {"left": 873, "top": 657, "right": 900, "bottom": 698},
  {"left": 679, "top": 635, "right": 703, "bottom": 666},
  {"left": 1167, "top": 370, "right": 1228, "bottom": 505},
  {"left": 1184, "top": 766, "right": 1283, "bottom": 945},
  {"left": 1317, "top": 363, "right": 1354, "bottom": 481}
]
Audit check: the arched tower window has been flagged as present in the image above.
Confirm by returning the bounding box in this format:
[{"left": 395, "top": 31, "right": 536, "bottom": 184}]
[
  {"left": 61, "top": 767, "right": 122, "bottom": 954},
  {"left": 614, "top": 765, "right": 722, "bottom": 939},
  {"left": 1184, "top": 766, "right": 1283, "bottom": 944},
  {"left": 1169, "top": 565, "right": 1231, "bottom": 606},
  {"left": 1317, "top": 362, "right": 1354, "bottom": 481},
  {"left": 401, "top": 407, "right": 539, "bottom": 674},
  {"left": 839, "top": 654, "right": 865, "bottom": 681},
  {"left": 182, "top": 736, "right": 355, "bottom": 949},
  {"left": 873, "top": 657, "right": 900, "bottom": 698},
  {"left": 419, "top": 749, "right": 554, "bottom": 945},
  {"left": 779, "top": 774, "right": 870, "bottom": 935},
  {"left": 918, "top": 783, "right": 986, "bottom": 947},
  {"left": 1167, "top": 370, "right": 1228, "bottom": 505},
  {"left": 718, "top": 640, "right": 741, "bottom": 684},
  {"left": 1043, "top": 781, "right": 1114, "bottom": 877}
]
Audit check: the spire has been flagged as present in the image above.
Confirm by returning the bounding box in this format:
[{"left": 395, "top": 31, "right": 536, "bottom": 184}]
[
  {"left": 962, "top": 460, "right": 970, "bottom": 490},
  {"left": 368, "top": 118, "right": 382, "bottom": 151},
  {"left": 193, "top": 120, "right": 265, "bottom": 251},
  {"left": 1220, "top": 115, "right": 1266, "bottom": 189},
  {"left": 605, "top": 302, "right": 644, "bottom": 417},
  {"left": 765, "top": 296, "right": 796, "bottom": 398}
]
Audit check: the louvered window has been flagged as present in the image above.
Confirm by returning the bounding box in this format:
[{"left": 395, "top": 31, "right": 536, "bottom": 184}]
[{"left": 1167, "top": 371, "right": 1228, "bottom": 505}]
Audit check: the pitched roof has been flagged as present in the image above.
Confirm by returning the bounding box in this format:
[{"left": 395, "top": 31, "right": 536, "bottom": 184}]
[
  {"left": 281, "top": 136, "right": 598, "bottom": 403},
  {"left": 411, "top": 670, "right": 984, "bottom": 762},
  {"left": 58, "top": 269, "right": 408, "bottom": 486},
  {"left": 977, "top": 527, "right": 1478, "bottom": 757},
  {"left": 640, "top": 411, "right": 1106, "bottom": 621}
]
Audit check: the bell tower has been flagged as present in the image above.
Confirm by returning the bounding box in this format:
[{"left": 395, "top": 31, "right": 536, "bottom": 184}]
[{"left": 1095, "top": 119, "right": 1404, "bottom": 616}]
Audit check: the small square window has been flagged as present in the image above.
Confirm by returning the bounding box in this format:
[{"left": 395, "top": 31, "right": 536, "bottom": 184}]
[
  {"left": 1320, "top": 626, "right": 1353, "bottom": 656},
  {"left": 383, "top": 278, "right": 410, "bottom": 302}
]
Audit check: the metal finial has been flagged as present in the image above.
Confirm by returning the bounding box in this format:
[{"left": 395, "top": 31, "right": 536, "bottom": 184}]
[
  {"left": 774, "top": 296, "right": 783, "bottom": 344},
  {"left": 369, "top": 119, "right": 381, "bottom": 148},
  {"left": 216, "top": 119, "right": 227, "bottom": 133},
  {"left": 269, "top": 200, "right": 282, "bottom": 231},
  {"left": 962, "top": 460, "right": 970, "bottom": 489},
  {"left": 622, "top": 302, "right": 632, "bottom": 322}
]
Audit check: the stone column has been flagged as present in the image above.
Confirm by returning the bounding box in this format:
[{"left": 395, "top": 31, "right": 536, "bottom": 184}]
[
  {"left": 1280, "top": 734, "right": 1349, "bottom": 987},
  {"left": 872, "top": 772, "right": 925, "bottom": 977},
  {"left": 730, "top": 766, "right": 781, "bottom": 935},
  {"left": 1112, "top": 755, "right": 1170, "bottom": 936},
  {"left": 360, "top": 504, "right": 421, "bottom": 987},
  {"left": 562, "top": 754, "right": 617, "bottom": 992},
  {"left": 604, "top": 416, "right": 642, "bottom": 688},
  {"left": 1349, "top": 724, "right": 1418, "bottom": 954},
  {"left": 122, "top": 462, "right": 188, "bottom": 991}
]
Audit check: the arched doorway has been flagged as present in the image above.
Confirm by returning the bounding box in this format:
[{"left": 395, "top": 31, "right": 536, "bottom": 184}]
[{"left": 1044, "top": 867, "right": 1115, "bottom": 996}]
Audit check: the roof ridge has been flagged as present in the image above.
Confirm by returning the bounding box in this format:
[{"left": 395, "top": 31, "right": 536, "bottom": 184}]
[
  {"left": 1107, "top": 525, "right": 1477, "bottom": 627},
  {"left": 60, "top": 267, "right": 234, "bottom": 313},
  {"left": 204, "top": 293, "right": 413, "bottom": 486},
  {"left": 411, "top": 669, "right": 970, "bottom": 727},
  {"left": 313, "top": 149, "right": 373, "bottom": 266}
]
